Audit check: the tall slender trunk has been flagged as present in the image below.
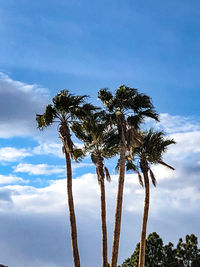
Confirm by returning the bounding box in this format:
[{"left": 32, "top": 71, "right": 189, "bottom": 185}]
[
  {"left": 65, "top": 151, "right": 81, "bottom": 267},
  {"left": 110, "top": 118, "right": 126, "bottom": 267},
  {"left": 96, "top": 156, "right": 108, "bottom": 267},
  {"left": 138, "top": 166, "right": 150, "bottom": 267},
  {"left": 100, "top": 175, "right": 108, "bottom": 267}
]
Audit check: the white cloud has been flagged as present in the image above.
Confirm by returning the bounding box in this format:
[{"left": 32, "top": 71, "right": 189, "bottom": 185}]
[
  {"left": 72, "top": 162, "right": 94, "bottom": 169},
  {"left": 0, "top": 174, "right": 25, "bottom": 185},
  {"left": 0, "top": 147, "right": 31, "bottom": 162},
  {"left": 1, "top": 167, "right": 198, "bottom": 229},
  {"left": 0, "top": 165, "right": 199, "bottom": 266},
  {"left": 33, "top": 141, "right": 84, "bottom": 158},
  {"left": 33, "top": 142, "right": 63, "bottom": 158},
  {"left": 166, "top": 131, "right": 200, "bottom": 160},
  {"left": 14, "top": 163, "right": 65, "bottom": 176},
  {"left": 145, "top": 113, "right": 200, "bottom": 163},
  {"left": 0, "top": 72, "right": 50, "bottom": 138},
  {"left": 13, "top": 162, "right": 93, "bottom": 176},
  {"left": 155, "top": 113, "right": 200, "bottom": 134}
]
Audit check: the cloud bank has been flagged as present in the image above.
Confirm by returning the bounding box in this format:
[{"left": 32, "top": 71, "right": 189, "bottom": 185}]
[
  {"left": 0, "top": 158, "right": 200, "bottom": 267},
  {"left": 0, "top": 72, "right": 50, "bottom": 138}
]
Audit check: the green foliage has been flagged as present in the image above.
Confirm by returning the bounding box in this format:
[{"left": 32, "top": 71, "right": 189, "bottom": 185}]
[
  {"left": 36, "top": 104, "right": 56, "bottom": 129},
  {"left": 126, "top": 129, "right": 175, "bottom": 187},
  {"left": 127, "top": 115, "right": 142, "bottom": 129},
  {"left": 71, "top": 122, "right": 92, "bottom": 143},
  {"left": 72, "top": 111, "right": 119, "bottom": 160},
  {"left": 192, "top": 255, "right": 200, "bottom": 267},
  {"left": 119, "top": 233, "right": 200, "bottom": 267},
  {"left": 72, "top": 111, "right": 119, "bottom": 181},
  {"left": 176, "top": 234, "right": 199, "bottom": 266},
  {"left": 98, "top": 85, "right": 159, "bottom": 131},
  {"left": 98, "top": 88, "right": 113, "bottom": 111},
  {"left": 136, "top": 129, "right": 176, "bottom": 165},
  {"left": 72, "top": 148, "right": 85, "bottom": 162},
  {"left": 145, "top": 232, "right": 163, "bottom": 266},
  {"left": 162, "top": 242, "right": 179, "bottom": 267},
  {"left": 36, "top": 89, "right": 98, "bottom": 160},
  {"left": 52, "top": 90, "right": 87, "bottom": 115}
]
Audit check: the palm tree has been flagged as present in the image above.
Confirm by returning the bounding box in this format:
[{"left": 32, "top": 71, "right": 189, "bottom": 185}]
[
  {"left": 72, "top": 112, "right": 119, "bottom": 267},
  {"left": 127, "top": 129, "right": 175, "bottom": 267},
  {"left": 36, "top": 90, "right": 98, "bottom": 267},
  {"left": 98, "top": 85, "right": 159, "bottom": 267}
]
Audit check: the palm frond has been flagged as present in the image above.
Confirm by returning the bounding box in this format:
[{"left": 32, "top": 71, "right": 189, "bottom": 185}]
[
  {"left": 53, "top": 90, "right": 87, "bottom": 110},
  {"left": 149, "top": 169, "right": 157, "bottom": 187},
  {"left": 137, "top": 171, "right": 144, "bottom": 187},
  {"left": 126, "top": 128, "right": 143, "bottom": 151},
  {"left": 127, "top": 115, "right": 143, "bottom": 129},
  {"left": 102, "top": 130, "right": 120, "bottom": 155},
  {"left": 72, "top": 104, "right": 100, "bottom": 120},
  {"left": 113, "top": 86, "right": 138, "bottom": 111},
  {"left": 52, "top": 90, "right": 100, "bottom": 123},
  {"left": 104, "top": 166, "right": 111, "bottom": 182},
  {"left": 72, "top": 148, "right": 85, "bottom": 162},
  {"left": 136, "top": 129, "right": 176, "bottom": 165},
  {"left": 73, "top": 94, "right": 88, "bottom": 104},
  {"left": 126, "top": 160, "right": 137, "bottom": 171},
  {"left": 36, "top": 105, "right": 56, "bottom": 129},
  {"left": 163, "top": 139, "right": 176, "bottom": 146},
  {"left": 129, "top": 93, "right": 153, "bottom": 113},
  {"left": 71, "top": 122, "right": 91, "bottom": 143},
  {"left": 124, "top": 159, "right": 144, "bottom": 187},
  {"left": 158, "top": 160, "right": 175, "bottom": 170},
  {"left": 102, "top": 113, "right": 117, "bottom": 128},
  {"left": 138, "top": 108, "right": 159, "bottom": 122},
  {"left": 98, "top": 88, "right": 114, "bottom": 111},
  {"left": 36, "top": 114, "right": 46, "bottom": 130}
]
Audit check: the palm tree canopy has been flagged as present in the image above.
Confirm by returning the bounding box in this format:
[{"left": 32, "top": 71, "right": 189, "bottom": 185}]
[
  {"left": 36, "top": 90, "right": 99, "bottom": 161},
  {"left": 71, "top": 111, "right": 120, "bottom": 160},
  {"left": 98, "top": 85, "right": 159, "bottom": 129},
  {"left": 72, "top": 111, "right": 120, "bottom": 185},
  {"left": 135, "top": 129, "right": 176, "bottom": 166},
  {"left": 36, "top": 90, "right": 99, "bottom": 129},
  {"left": 127, "top": 129, "right": 176, "bottom": 187}
]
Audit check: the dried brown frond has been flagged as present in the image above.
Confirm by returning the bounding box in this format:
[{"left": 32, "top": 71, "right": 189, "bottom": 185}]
[
  {"left": 127, "top": 128, "right": 143, "bottom": 152},
  {"left": 158, "top": 160, "right": 175, "bottom": 170},
  {"left": 149, "top": 169, "right": 157, "bottom": 187},
  {"left": 137, "top": 171, "right": 144, "bottom": 187},
  {"left": 104, "top": 166, "right": 111, "bottom": 182}
]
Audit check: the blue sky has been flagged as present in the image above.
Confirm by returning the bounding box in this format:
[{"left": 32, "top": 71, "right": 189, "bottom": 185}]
[
  {"left": 1, "top": 0, "right": 200, "bottom": 115},
  {"left": 0, "top": 1, "right": 200, "bottom": 266}
]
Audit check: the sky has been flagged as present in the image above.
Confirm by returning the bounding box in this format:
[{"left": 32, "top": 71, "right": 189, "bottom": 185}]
[{"left": 0, "top": 0, "right": 200, "bottom": 266}]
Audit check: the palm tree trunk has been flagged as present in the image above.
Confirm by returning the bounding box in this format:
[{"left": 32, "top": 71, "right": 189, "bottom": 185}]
[
  {"left": 96, "top": 156, "right": 108, "bottom": 267},
  {"left": 65, "top": 151, "right": 81, "bottom": 267},
  {"left": 110, "top": 120, "right": 126, "bottom": 267},
  {"left": 100, "top": 176, "right": 108, "bottom": 267},
  {"left": 138, "top": 170, "right": 150, "bottom": 267}
]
